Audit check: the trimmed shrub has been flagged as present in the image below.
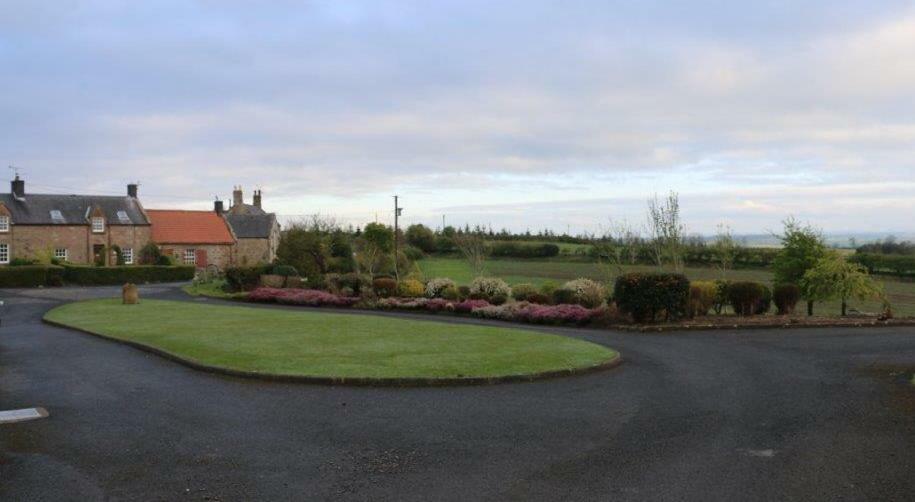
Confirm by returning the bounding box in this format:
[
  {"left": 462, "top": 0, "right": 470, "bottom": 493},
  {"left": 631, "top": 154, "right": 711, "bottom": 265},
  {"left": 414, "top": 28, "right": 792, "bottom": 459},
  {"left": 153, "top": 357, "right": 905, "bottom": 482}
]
[
  {"left": 539, "top": 281, "right": 558, "bottom": 297},
  {"left": 526, "top": 292, "right": 551, "bottom": 304},
  {"left": 773, "top": 283, "right": 801, "bottom": 315},
  {"left": 558, "top": 278, "right": 606, "bottom": 308},
  {"left": 469, "top": 277, "right": 512, "bottom": 302},
  {"left": 613, "top": 273, "right": 690, "bottom": 323},
  {"left": 0, "top": 265, "right": 64, "bottom": 288},
  {"left": 713, "top": 280, "right": 730, "bottom": 314},
  {"left": 471, "top": 302, "right": 599, "bottom": 325},
  {"left": 452, "top": 299, "right": 490, "bottom": 313},
  {"left": 225, "top": 265, "right": 272, "bottom": 291},
  {"left": 62, "top": 265, "right": 195, "bottom": 286},
  {"left": 727, "top": 281, "right": 768, "bottom": 316},
  {"left": 440, "top": 285, "right": 460, "bottom": 301},
  {"left": 397, "top": 278, "right": 425, "bottom": 298},
  {"left": 755, "top": 284, "right": 772, "bottom": 315},
  {"left": 372, "top": 277, "right": 398, "bottom": 298},
  {"left": 511, "top": 283, "right": 538, "bottom": 302},
  {"left": 689, "top": 281, "right": 718, "bottom": 317},
  {"left": 457, "top": 285, "right": 471, "bottom": 300},
  {"left": 425, "top": 277, "right": 457, "bottom": 298}
]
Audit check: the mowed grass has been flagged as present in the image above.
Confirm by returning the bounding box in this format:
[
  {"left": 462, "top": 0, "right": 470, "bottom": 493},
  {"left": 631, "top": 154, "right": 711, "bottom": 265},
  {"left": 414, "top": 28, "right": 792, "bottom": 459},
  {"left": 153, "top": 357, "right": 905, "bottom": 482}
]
[
  {"left": 45, "top": 299, "right": 618, "bottom": 380},
  {"left": 418, "top": 257, "right": 915, "bottom": 317}
]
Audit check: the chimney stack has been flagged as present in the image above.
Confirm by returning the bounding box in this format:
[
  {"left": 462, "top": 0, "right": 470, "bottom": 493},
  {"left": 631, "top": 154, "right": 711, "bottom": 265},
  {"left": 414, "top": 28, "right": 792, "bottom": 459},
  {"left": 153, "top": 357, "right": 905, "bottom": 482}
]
[
  {"left": 232, "top": 186, "right": 243, "bottom": 206},
  {"left": 127, "top": 183, "right": 138, "bottom": 198},
  {"left": 253, "top": 189, "right": 262, "bottom": 209},
  {"left": 214, "top": 199, "right": 224, "bottom": 215},
  {"left": 11, "top": 175, "right": 24, "bottom": 198}
]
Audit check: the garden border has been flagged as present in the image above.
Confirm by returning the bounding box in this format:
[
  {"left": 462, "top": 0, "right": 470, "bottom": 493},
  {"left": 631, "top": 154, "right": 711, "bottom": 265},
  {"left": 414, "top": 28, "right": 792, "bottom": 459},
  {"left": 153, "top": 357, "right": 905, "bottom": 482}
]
[{"left": 42, "top": 312, "right": 622, "bottom": 387}]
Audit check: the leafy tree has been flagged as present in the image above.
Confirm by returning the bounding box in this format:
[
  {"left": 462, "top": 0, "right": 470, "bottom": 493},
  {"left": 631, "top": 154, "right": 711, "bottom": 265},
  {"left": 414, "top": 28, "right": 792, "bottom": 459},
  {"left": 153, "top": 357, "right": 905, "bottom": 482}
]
[
  {"left": 354, "top": 223, "right": 394, "bottom": 276},
  {"left": 405, "top": 224, "right": 436, "bottom": 253},
  {"left": 646, "top": 191, "right": 684, "bottom": 272},
  {"left": 772, "top": 217, "right": 827, "bottom": 315},
  {"left": 276, "top": 224, "right": 329, "bottom": 282},
  {"left": 800, "top": 253, "right": 885, "bottom": 316}
]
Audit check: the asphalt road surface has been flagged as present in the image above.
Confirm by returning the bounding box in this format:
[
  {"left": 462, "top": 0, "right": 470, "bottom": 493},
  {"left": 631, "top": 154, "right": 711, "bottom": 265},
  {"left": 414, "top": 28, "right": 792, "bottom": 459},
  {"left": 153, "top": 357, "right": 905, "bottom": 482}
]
[{"left": 1, "top": 285, "right": 914, "bottom": 501}]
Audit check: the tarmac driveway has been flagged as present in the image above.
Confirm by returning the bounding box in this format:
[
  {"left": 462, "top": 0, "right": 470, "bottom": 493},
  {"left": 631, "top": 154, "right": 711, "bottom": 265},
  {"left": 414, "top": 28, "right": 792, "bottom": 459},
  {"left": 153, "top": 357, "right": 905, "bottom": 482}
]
[{"left": 1, "top": 285, "right": 914, "bottom": 501}]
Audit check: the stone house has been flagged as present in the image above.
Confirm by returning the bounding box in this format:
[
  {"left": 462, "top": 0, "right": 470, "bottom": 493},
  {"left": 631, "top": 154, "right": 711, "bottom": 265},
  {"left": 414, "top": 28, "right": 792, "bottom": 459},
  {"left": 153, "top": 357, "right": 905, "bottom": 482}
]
[
  {"left": 145, "top": 209, "right": 236, "bottom": 270},
  {"left": 223, "top": 187, "right": 280, "bottom": 265},
  {"left": 0, "top": 176, "right": 151, "bottom": 265}
]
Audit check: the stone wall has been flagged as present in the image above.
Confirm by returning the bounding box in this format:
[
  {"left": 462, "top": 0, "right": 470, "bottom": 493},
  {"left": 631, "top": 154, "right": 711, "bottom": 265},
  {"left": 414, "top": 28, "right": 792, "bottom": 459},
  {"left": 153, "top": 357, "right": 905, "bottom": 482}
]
[{"left": 0, "top": 224, "right": 151, "bottom": 265}]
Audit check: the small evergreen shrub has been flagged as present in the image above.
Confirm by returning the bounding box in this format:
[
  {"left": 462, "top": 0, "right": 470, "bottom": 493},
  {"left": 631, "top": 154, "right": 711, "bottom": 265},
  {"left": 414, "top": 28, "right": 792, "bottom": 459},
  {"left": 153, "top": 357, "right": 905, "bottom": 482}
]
[
  {"left": 225, "top": 265, "right": 272, "bottom": 291},
  {"left": 372, "top": 277, "right": 398, "bottom": 298},
  {"left": 511, "top": 283, "right": 538, "bottom": 302},
  {"left": 727, "top": 281, "right": 768, "bottom": 316},
  {"left": 773, "top": 283, "right": 801, "bottom": 315},
  {"left": 755, "top": 284, "right": 772, "bottom": 315},
  {"left": 688, "top": 281, "right": 718, "bottom": 317},
  {"left": 613, "top": 273, "right": 690, "bottom": 323},
  {"left": 713, "top": 280, "right": 731, "bottom": 314},
  {"left": 558, "top": 278, "right": 606, "bottom": 308},
  {"left": 325, "top": 272, "right": 371, "bottom": 296}
]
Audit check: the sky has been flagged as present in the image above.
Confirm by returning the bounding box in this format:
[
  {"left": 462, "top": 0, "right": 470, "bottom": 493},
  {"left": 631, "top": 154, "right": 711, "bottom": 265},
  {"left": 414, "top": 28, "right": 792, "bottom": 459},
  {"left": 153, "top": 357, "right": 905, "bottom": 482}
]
[{"left": 1, "top": 1, "right": 914, "bottom": 237}]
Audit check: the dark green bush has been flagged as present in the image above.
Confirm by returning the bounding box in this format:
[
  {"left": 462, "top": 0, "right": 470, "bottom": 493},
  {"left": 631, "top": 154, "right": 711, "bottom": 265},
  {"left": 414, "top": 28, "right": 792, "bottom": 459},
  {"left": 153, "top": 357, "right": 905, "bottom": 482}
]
[
  {"left": 849, "top": 253, "right": 915, "bottom": 276},
  {"left": 457, "top": 285, "right": 471, "bottom": 300},
  {"left": 551, "top": 287, "right": 578, "bottom": 305},
  {"left": 326, "top": 272, "right": 371, "bottom": 296},
  {"left": 271, "top": 264, "right": 299, "bottom": 277},
  {"left": 727, "top": 281, "right": 768, "bottom": 316},
  {"left": 372, "top": 277, "right": 398, "bottom": 298},
  {"left": 773, "top": 283, "right": 801, "bottom": 315},
  {"left": 0, "top": 265, "right": 64, "bottom": 287},
  {"left": 613, "top": 273, "right": 690, "bottom": 323},
  {"left": 511, "top": 283, "right": 538, "bottom": 302},
  {"left": 526, "top": 292, "right": 551, "bottom": 304},
  {"left": 9, "top": 258, "right": 39, "bottom": 266},
  {"left": 755, "top": 284, "right": 772, "bottom": 315},
  {"left": 402, "top": 245, "right": 425, "bottom": 261},
  {"left": 61, "top": 265, "right": 195, "bottom": 286},
  {"left": 225, "top": 265, "right": 272, "bottom": 291}
]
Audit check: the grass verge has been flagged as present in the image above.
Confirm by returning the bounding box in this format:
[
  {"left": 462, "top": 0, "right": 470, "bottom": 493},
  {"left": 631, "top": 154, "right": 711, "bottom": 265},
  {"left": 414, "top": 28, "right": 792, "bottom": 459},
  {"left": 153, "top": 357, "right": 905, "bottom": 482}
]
[{"left": 44, "top": 299, "right": 619, "bottom": 382}]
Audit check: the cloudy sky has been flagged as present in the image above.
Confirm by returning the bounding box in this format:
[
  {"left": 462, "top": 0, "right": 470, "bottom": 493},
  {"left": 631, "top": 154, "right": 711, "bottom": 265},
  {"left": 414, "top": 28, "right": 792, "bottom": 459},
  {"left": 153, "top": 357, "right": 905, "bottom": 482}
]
[{"left": 2, "top": 1, "right": 914, "bottom": 235}]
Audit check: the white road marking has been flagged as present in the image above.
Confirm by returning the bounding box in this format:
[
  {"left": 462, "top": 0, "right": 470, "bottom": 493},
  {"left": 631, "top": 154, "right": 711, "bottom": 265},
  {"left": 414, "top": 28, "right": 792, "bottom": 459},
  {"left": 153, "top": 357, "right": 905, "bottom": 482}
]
[
  {"left": 0, "top": 407, "right": 49, "bottom": 424},
  {"left": 740, "top": 449, "right": 776, "bottom": 457}
]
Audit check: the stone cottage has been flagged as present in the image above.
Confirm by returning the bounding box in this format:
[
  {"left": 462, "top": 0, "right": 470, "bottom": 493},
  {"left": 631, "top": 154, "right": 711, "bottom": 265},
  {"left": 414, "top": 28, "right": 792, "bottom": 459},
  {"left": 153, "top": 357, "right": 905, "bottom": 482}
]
[
  {"left": 224, "top": 186, "right": 280, "bottom": 265},
  {"left": 0, "top": 176, "right": 151, "bottom": 265},
  {"left": 145, "top": 208, "right": 236, "bottom": 270}
]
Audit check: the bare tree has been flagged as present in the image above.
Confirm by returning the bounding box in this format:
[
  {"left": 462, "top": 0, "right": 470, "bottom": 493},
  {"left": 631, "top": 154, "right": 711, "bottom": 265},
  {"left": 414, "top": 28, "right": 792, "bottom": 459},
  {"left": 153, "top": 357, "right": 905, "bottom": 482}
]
[
  {"left": 712, "top": 223, "right": 739, "bottom": 280},
  {"left": 454, "top": 232, "right": 488, "bottom": 277},
  {"left": 598, "top": 219, "right": 640, "bottom": 282},
  {"left": 646, "top": 191, "right": 684, "bottom": 272}
]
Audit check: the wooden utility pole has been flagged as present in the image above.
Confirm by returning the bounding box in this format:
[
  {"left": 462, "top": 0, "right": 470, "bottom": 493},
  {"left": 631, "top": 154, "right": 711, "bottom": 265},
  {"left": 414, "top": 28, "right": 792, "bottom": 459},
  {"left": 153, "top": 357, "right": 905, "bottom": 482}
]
[{"left": 393, "top": 195, "right": 402, "bottom": 280}]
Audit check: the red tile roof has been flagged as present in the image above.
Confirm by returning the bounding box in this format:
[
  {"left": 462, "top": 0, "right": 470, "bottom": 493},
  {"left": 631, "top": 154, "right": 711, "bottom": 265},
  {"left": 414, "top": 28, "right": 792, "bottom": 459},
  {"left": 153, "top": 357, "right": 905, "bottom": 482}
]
[{"left": 146, "top": 210, "right": 235, "bottom": 245}]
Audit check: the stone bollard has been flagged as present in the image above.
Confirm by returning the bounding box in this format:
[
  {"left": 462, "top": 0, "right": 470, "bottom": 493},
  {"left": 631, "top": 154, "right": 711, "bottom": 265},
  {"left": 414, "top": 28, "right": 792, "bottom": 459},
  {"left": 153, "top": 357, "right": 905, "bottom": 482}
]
[{"left": 122, "top": 283, "right": 139, "bottom": 305}]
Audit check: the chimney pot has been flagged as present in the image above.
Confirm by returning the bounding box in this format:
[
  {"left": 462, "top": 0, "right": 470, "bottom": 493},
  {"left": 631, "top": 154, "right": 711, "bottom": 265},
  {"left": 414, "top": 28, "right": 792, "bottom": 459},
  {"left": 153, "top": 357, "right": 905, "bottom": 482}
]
[
  {"left": 232, "top": 186, "right": 243, "bottom": 206},
  {"left": 11, "top": 175, "right": 24, "bottom": 198},
  {"left": 253, "top": 189, "right": 262, "bottom": 208},
  {"left": 127, "top": 183, "right": 138, "bottom": 198},
  {"left": 214, "top": 200, "right": 224, "bottom": 214}
]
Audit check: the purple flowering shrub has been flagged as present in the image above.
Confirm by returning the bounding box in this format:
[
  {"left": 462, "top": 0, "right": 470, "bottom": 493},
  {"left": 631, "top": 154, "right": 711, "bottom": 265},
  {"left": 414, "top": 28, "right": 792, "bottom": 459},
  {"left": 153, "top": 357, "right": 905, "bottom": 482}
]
[{"left": 246, "top": 287, "right": 358, "bottom": 307}]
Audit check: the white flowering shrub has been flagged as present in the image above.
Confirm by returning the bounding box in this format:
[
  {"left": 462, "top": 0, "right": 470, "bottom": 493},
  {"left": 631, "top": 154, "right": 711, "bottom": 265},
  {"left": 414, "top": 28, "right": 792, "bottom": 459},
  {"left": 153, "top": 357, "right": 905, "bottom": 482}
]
[
  {"left": 469, "top": 277, "right": 512, "bottom": 302},
  {"left": 425, "top": 277, "right": 457, "bottom": 298},
  {"left": 560, "top": 278, "right": 607, "bottom": 308}
]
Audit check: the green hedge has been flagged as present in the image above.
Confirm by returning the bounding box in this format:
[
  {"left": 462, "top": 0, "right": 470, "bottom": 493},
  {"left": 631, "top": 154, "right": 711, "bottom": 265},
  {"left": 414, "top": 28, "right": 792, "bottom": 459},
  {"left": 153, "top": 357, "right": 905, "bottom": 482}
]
[
  {"left": 489, "top": 242, "right": 560, "bottom": 259},
  {"left": 613, "top": 273, "right": 690, "bottom": 323},
  {"left": 0, "top": 265, "right": 65, "bottom": 288},
  {"left": 62, "top": 265, "right": 195, "bottom": 286},
  {"left": 849, "top": 253, "right": 915, "bottom": 276},
  {"left": 224, "top": 265, "right": 272, "bottom": 292}
]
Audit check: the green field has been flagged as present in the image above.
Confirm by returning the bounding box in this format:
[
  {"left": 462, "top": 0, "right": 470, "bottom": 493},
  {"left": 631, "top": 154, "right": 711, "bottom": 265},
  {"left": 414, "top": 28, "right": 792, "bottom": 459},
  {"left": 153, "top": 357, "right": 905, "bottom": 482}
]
[
  {"left": 45, "top": 299, "right": 618, "bottom": 380},
  {"left": 418, "top": 257, "right": 915, "bottom": 317}
]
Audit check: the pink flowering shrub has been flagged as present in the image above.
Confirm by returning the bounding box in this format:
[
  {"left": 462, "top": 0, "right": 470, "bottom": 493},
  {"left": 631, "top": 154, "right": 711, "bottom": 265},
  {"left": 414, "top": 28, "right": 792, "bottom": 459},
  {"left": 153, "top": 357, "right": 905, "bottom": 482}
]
[
  {"left": 246, "top": 287, "right": 358, "bottom": 308},
  {"left": 452, "top": 299, "right": 490, "bottom": 313},
  {"left": 471, "top": 302, "right": 599, "bottom": 325},
  {"left": 375, "top": 297, "right": 429, "bottom": 310}
]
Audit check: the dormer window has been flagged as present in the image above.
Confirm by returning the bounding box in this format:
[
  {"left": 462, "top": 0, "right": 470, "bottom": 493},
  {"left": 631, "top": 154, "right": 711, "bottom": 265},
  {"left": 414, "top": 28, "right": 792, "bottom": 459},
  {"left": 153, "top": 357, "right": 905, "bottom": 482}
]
[
  {"left": 91, "top": 217, "right": 105, "bottom": 233},
  {"left": 0, "top": 215, "right": 8, "bottom": 232},
  {"left": 50, "top": 210, "right": 65, "bottom": 223},
  {"left": 117, "top": 210, "right": 131, "bottom": 224}
]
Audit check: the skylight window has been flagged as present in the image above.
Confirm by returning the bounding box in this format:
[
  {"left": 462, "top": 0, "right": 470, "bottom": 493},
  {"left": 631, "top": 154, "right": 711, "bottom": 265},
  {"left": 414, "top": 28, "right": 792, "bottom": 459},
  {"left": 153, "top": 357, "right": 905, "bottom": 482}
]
[
  {"left": 50, "top": 210, "right": 65, "bottom": 223},
  {"left": 117, "top": 210, "right": 131, "bottom": 223}
]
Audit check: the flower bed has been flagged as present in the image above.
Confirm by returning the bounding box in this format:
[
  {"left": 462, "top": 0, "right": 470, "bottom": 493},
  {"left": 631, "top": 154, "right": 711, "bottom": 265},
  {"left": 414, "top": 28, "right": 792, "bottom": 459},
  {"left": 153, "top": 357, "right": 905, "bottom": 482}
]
[
  {"left": 247, "top": 287, "right": 359, "bottom": 308},
  {"left": 473, "top": 302, "right": 601, "bottom": 325}
]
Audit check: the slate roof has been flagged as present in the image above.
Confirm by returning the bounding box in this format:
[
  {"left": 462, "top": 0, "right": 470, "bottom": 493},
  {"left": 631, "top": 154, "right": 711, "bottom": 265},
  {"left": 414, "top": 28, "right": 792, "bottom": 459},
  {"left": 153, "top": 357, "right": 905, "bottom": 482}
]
[
  {"left": 146, "top": 210, "right": 236, "bottom": 245},
  {"left": 225, "top": 213, "right": 278, "bottom": 239},
  {"left": 228, "top": 203, "right": 266, "bottom": 216},
  {"left": 0, "top": 193, "right": 149, "bottom": 225}
]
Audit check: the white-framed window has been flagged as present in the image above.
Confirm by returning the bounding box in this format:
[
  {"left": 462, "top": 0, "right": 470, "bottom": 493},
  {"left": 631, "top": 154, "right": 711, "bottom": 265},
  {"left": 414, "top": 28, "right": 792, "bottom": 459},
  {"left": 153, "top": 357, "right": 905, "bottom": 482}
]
[
  {"left": 91, "top": 217, "right": 105, "bottom": 233},
  {"left": 54, "top": 248, "right": 68, "bottom": 261},
  {"left": 123, "top": 247, "right": 133, "bottom": 265},
  {"left": 0, "top": 243, "right": 8, "bottom": 264},
  {"left": 184, "top": 248, "right": 196, "bottom": 265},
  {"left": 0, "top": 216, "right": 8, "bottom": 232}
]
